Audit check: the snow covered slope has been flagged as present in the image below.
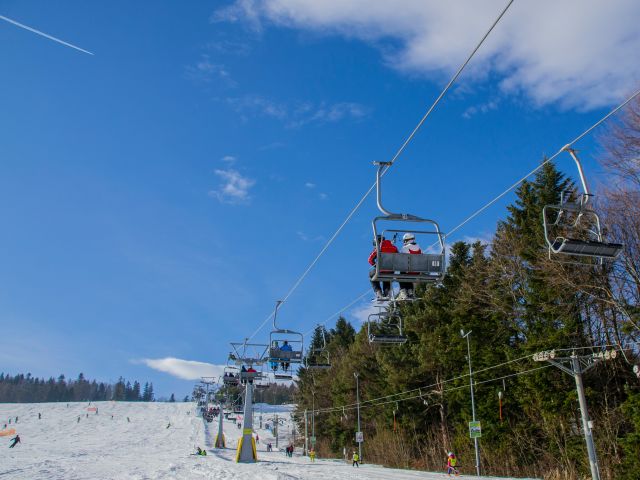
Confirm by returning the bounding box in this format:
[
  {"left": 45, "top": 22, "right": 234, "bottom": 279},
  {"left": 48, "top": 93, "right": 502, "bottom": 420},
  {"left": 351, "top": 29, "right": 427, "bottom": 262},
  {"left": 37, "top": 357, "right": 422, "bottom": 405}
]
[{"left": 0, "top": 402, "right": 536, "bottom": 479}]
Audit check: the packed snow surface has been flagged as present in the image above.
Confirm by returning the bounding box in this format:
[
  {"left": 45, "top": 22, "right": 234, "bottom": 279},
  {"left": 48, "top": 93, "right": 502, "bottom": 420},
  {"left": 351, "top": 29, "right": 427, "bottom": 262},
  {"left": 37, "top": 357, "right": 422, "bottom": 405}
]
[{"left": 0, "top": 401, "right": 536, "bottom": 479}]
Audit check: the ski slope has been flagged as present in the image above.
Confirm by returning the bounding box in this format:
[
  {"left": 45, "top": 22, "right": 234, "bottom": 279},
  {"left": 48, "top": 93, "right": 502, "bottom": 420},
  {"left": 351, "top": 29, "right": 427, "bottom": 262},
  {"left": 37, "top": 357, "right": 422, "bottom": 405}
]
[{"left": 0, "top": 402, "right": 537, "bottom": 479}]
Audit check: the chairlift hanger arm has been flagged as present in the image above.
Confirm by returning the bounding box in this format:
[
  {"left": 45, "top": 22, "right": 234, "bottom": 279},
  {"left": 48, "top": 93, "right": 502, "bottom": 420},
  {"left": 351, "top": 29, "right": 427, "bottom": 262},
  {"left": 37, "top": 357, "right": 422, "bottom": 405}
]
[{"left": 562, "top": 146, "right": 590, "bottom": 200}]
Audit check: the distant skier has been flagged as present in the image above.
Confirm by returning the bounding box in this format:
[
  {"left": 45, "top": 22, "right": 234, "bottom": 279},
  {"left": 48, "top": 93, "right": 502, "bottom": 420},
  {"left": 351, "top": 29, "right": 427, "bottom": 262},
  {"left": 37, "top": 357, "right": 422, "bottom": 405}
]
[
  {"left": 166, "top": 422, "right": 171, "bottom": 429},
  {"left": 15, "top": 416, "right": 18, "bottom": 423},
  {"left": 309, "top": 449, "right": 316, "bottom": 462},
  {"left": 9, "top": 435, "right": 20, "bottom": 448},
  {"left": 352, "top": 451, "right": 359, "bottom": 467},
  {"left": 38, "top": 413, "right": 41, "bottom": 420},
  {"left": 127, "top": 417, "right": 131, "bottom": 423},
  {"left": 195, "top": 446, "right": 207, "bottom": 456},
  {"left": 255, "top": 434, "right": 259, "bottom": 444},
  {"left": 77, "top": 416, "right": 81, "bottom": 423},
  {"left": 446, "top": 452, "right": 459, "bottom": 476}
]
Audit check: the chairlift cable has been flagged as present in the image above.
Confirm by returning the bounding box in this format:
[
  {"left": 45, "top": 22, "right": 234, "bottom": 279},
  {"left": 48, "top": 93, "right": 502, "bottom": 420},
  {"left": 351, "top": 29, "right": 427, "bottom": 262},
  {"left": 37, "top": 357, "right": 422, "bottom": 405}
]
[
  {"left": 303, "top": 289, "right": 371, "bottom": 336},
  {"left": 437, "top": 87, "right": 640, "bottom": 247},
  {"left": 246, "top": 0, "right": 517, "bottom": 341}
]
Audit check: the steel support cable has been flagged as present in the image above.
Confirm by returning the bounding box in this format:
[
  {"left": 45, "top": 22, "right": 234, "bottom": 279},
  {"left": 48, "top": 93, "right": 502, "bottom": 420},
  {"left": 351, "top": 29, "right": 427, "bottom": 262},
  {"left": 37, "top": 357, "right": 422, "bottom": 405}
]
[
  {"left": 310, "top": 341, "right": 636, "bottom": 415},
  {"left": 315, "top": 351, "right": 533, "bottom": 413},
  {"left": 438, "top": 87, "right": 640, "bottom": 246},
  {"left": 246, "top": 0, "right": 517, "bottom": 342},
  {"left": 304, "top": 289, "right": 371, "bottom": 337},
  {"left": 313, "top": 364, "right": 553, "bottom": 415}
]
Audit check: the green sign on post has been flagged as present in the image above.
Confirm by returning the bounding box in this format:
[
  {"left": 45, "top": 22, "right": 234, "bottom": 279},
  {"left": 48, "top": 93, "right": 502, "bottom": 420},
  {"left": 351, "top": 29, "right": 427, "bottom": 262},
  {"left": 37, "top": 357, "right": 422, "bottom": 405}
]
[{"left": 469, "top": 421, "right": 482, "bottom": 438}]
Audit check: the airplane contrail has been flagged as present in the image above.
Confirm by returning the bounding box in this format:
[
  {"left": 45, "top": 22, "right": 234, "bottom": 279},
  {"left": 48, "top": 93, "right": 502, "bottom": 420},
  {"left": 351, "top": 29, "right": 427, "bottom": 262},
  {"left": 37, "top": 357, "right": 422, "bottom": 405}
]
[{"left": 0, "top": 14, "right": 94, "bottom": 55}]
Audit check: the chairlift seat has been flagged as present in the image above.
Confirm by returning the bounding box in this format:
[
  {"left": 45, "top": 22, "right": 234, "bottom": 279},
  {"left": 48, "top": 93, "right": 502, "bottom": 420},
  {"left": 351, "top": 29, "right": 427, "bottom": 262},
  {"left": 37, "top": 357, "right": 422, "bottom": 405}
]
[
  {"left": 368, "top": 334, "right": 407, "bottom": 344},
  {"left": 269, "top": 348, "right": 303, "bottom": 362},
  {"left": 274, "top": 373, "right": 293, "bottom": 380},
  {"left": 223, "top": 376, "right": 239, "bottom": 386},
  {"left": 307, "top": 364, "right": 331, "bottom": 370},
  {"left": 551, "top": 238, "right": 623, "bottom": 259},
  {"left": 374, "top": 252, "right": 444, "bottom": 282}
]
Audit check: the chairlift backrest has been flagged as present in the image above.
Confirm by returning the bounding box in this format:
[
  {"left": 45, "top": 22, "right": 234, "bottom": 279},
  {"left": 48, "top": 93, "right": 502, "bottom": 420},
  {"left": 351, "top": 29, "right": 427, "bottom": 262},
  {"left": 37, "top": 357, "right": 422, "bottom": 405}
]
[
  {"left": 542, "top": 147, "right": 623, "bottom": 263},
  {"left": 371, "top": 162, "right": 446, "bottom": 284}
]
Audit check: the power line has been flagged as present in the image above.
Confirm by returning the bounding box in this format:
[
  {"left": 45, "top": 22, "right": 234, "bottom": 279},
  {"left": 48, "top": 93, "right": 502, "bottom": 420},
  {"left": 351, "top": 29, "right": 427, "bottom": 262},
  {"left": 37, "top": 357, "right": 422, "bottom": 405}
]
[
  {"left": 246, "top": 0, "right": 517, "bottom": 341},
  {"left": 310, "top": 341, "right": 635, "bottom": 415},
  {"left": 314, "top": 351, "right": 534, "bottom": 413}
]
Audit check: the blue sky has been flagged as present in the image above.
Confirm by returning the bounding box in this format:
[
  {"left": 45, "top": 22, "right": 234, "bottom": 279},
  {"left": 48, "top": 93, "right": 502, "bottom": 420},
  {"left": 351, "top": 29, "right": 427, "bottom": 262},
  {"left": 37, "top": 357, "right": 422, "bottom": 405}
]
[{"left": 1, "top": 0, "right": 638, "bottom": 397}]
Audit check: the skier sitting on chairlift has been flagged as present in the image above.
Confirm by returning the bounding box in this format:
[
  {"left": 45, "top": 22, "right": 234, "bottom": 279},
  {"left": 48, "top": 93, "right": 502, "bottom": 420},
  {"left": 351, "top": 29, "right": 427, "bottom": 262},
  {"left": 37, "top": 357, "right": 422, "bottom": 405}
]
[
  {"left": 368, "top": 235, "right": 398, "bottom": 300},
  {"left": 247, "top": 366, "right": 257, "bottom": 383},
  {"left": 270, "top": 341, "right": 279, "bottom": 371},
  {"left": 280, "top": 341, "right": 293, "bottom": 371},
  {"left": 398, "top": 233, "right": 422, "bottom": 300}
]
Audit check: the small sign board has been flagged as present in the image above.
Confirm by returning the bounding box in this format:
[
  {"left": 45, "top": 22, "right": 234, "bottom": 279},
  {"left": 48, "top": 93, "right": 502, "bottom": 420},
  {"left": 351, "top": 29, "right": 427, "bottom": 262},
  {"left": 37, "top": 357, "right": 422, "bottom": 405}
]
[
  {"left": 310, "top": 436, "right": 316, "bottom": 445},
  {"left": 355, "top": 431, "right": 364, "bottom": 443},
  {"left": 469, "top": 421, "right": 482, "bottom": 438}
]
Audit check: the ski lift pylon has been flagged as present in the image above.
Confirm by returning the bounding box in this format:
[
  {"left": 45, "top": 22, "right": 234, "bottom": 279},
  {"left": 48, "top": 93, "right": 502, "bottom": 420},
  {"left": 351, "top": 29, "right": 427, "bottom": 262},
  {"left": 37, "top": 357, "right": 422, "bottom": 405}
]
[{"left": 542, "top": 147, "right": 623, "bottom": 263}]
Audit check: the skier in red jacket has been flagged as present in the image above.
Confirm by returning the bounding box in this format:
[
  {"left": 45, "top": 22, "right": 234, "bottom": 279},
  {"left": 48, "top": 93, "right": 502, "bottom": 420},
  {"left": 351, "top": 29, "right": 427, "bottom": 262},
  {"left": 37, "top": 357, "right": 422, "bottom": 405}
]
[{"left": 369, "top": 235, "right": 398, "bottom": 300}]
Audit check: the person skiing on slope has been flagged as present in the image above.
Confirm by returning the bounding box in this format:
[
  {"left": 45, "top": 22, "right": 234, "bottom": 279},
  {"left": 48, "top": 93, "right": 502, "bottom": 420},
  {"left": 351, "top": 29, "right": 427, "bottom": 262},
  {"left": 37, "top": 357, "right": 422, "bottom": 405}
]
[
  {"left": 9, "top": 435, "right": 20, "bottom": 448},
  {"left": 368, "top": 235, "right": 398, "bottom": 300},
  {"left": 309, "top": 448, "right": 316, "bottom": 462},
  {"left": 352, "top": 450, "right": 360, "bottom": 467},
  {"left": 398, "top": 232, "right": 422, "bottom": 300},
  {"left": 446, "top": 452, "right": 459, "bottom": 476}
]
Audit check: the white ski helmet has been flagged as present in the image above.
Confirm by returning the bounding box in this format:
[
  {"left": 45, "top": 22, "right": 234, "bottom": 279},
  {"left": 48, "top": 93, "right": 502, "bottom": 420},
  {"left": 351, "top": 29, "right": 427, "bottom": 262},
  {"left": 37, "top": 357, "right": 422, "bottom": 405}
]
[{"left": 402, "top": 233, "right": 415, "bottom": 242}]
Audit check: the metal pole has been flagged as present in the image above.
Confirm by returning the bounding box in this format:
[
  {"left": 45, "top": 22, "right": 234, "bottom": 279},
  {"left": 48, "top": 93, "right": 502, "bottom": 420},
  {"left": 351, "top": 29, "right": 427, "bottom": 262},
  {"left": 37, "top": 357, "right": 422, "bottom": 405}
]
[
  {"left": 572, "top": 356, "right": 601, "bottom": 480},
  {"left": 355, "top": 372, "right": 362, "bottom": 462},
  {"left": 312, "top": 390, "right": 316, "bottom": 448},
  {"left": 304, "top": 409, "right": 308, "bottom": 456},
  {"left": 463, "top": 330, "right": 480, "bottom": 476},
  {"left": 275, "top": 413, "right": 278, "bottom": 449}
]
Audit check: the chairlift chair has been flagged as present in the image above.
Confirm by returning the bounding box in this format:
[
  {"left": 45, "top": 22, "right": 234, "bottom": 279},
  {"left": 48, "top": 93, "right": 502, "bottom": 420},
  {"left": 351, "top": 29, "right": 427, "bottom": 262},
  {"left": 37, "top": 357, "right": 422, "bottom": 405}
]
[
  {"left": 222, "top": 366, "right": 240, "bottom": 386},
  {"left": 542, "top": 147, "right": 623, "bottom": 263},
  {"left": 370, "top": 162, "right": 446, "bottom": 288},
  {"left": 268, "top": 301, "right": 304, "bottom": 378},
  {"left": 305, "top": 326, "right": 331, "bottom": 370},
  {"left": 367, "top": 307, "right": 407, "bottom": 344}
]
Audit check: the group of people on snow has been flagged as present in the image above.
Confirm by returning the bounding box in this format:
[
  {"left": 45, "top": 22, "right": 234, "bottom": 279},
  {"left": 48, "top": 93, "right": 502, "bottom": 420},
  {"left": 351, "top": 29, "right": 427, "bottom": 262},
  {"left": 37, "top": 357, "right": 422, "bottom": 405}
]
[{"left": 368, "top": 233, "right": 423, "bottom": 301}]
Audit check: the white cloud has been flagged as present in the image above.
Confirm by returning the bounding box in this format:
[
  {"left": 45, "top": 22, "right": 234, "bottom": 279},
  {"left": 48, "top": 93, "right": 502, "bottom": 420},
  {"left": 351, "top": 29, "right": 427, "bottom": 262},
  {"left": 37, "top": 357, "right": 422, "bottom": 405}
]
[
  {"left": 223, "top": 95, "right": 370, "bottom": 127},
  {"left": 319, "top": 192, "right": 328, "bottom": 200},
  {"left": 213, "top": 0, "right": 640, "bottom": 110},
  {"left": 305, "top": 182, "right": 316, "bottom": 188},
  {"left": 296, "top": 231, "right": 324, "bottom": 242},
  {"left": 221, "top": 155, "right": 237, "bottom": 164},
  {"left": 186, "top": 54, "right": 236, "bottom": 86},
  {"left": 350, "top": 302, "right": 379, "bottom": 324},
  {"left": 210, "top": 168, "right": 256, "bottom": 204},
  {"left": 462, "top": 99, "right": 499, "bottom": 119},
  {"left": 141, "top": 357, "right": 226, "bottom": 380}
]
